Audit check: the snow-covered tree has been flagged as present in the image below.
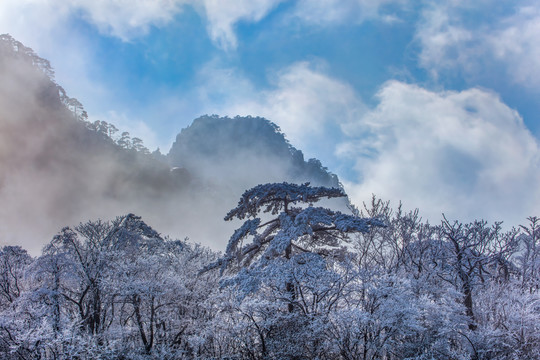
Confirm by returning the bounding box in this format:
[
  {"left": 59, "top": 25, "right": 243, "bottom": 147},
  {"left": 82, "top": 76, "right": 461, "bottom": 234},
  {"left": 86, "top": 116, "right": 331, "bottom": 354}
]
[
  {"left": 438, "top": 216, "right": 517, "bottom": 330},
  {"left": 0, "top": 214, "right": 219, "bottom": 359},
  {"left": 517, "top": 216, "right": 540, "bottom": 292},
  {"left": 207, "top": 182, "right": 382, "bottom": 274},
  {"left": 108, "top": 237, "right": 217, "bottom": 356},
  {"left": 0, "top": 246, "right": 32, "bottom": 309}
]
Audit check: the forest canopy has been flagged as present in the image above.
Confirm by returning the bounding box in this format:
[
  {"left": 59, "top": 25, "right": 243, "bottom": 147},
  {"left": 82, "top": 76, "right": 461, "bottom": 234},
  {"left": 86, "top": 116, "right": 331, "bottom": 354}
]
[{"left": 0, "top": 185, "right": 538, "bottom": 359}]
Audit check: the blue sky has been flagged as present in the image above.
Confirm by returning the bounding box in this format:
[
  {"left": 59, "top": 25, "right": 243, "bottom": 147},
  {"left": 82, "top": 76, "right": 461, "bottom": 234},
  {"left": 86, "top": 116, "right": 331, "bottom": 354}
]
[{"left": 2, "top": 0, "right": 540, "bottom": 225}]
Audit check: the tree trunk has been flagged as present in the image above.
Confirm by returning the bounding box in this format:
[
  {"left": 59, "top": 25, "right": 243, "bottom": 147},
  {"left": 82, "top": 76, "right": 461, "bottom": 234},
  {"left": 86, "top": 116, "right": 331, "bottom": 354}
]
[
  {"left": 133, "top": 295, "right": 152, "bottom": 354},
  {"left": 285, "top": 244, "right": 294, "bottom": 313}
]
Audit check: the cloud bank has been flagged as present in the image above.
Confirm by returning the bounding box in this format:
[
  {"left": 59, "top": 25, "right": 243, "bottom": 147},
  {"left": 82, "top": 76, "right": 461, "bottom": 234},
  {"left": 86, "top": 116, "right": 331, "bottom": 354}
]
[{"left": 343, "top": 81, "right": 540, "bottom": 225}]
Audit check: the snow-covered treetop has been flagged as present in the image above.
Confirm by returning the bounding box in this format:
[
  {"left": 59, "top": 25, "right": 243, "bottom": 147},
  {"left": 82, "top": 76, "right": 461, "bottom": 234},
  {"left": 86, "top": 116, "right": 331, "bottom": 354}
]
[
  {"left": 111, "top": 213, "right": 161, "bottom": 241},
  {"left": 46, "top": 213, "right": 163, "bottom": 259},
  {"left": 225, "top": 182, "right": 346, "bottom": 221}
]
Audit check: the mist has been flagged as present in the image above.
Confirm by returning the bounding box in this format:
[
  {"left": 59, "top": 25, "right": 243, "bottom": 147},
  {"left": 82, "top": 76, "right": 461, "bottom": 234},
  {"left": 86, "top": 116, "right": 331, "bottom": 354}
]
[{"left": 0, "top": 36, "right": 347, "bottom": 255}]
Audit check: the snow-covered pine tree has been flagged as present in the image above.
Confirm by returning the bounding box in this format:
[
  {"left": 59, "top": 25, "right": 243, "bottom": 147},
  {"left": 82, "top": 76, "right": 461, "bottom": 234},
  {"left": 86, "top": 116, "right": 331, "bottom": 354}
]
[
  {"left": 212, "top": 182, "right": 382, "bottom": 270},
  {"left": 205, "top": 182, "right": 383, "bottom": 300}
]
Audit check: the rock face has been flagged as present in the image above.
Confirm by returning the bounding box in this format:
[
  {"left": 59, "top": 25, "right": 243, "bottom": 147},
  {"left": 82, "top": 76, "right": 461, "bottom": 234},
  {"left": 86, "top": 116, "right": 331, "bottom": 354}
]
[{"left": 0, "top": 35, "right": 344, "bottom": 254}]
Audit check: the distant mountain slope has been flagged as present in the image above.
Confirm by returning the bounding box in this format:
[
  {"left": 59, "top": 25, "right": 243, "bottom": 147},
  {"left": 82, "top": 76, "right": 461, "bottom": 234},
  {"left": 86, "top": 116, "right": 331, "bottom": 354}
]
[
  {"left": 0, "top": 34, "right": 188, "bottom": 253},
  {"left": 168, "top": 115, "right": 340, "bottom": 190},
  {"left": 0, "top": 35, "right": 345, "bottom": 254}
]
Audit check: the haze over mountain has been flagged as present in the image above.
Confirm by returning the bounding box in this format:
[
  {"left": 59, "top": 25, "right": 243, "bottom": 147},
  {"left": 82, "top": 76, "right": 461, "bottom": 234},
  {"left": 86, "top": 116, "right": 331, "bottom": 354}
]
[
  {"left": 168, "top": 114, "right": 339, "bottom": 191},
  {"left": 0, "top": 35, "right": 344, "bottom": 254}
]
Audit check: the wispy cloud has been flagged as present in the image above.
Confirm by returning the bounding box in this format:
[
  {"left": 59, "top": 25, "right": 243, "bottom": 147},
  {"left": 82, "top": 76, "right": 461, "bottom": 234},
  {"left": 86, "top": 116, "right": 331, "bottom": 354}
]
[
  {"left": 0, "top": 0, "right": 280, "bottom": 50},
  {"left": 201, "top": 0, "right": 286, "bottom": 50},
  {"left": 75, "top": 0, "right": 184, "bottom": 40},
  {"left": 416, "top": 1, "right": 540, "bottom": 90},
  {"left": 487, "top": 6, "right": 540, "bottom": 89},
  {"left": 292, "top": 0, "right": 409, "bottom": 25},
  {"left": 1, "top": 0, "right": 412, "bottom": 51},
  {"left": 0, "top": 0, "right": 183, "bottom": 41}
]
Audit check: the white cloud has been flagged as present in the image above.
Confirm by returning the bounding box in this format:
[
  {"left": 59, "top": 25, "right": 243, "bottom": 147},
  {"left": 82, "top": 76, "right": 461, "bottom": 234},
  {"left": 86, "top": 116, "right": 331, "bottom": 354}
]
[
  {"left": 415, "top": 4, "right": 473, "bottom": 78},
  {"left": 0, "top": 0, "right": 284, "bottom": 50},
  {"left": 0, "top": 0, "right": 186, "bottom": 41},
  {"left": 416, "top": 2, "right": 540, "bottom": 89},
  {"left": 293, "top": 0, "right": 408, "bottom": 25},
  {"left": 201, "top": 0, "right": 411, "bottom": 48},
  {"left": 262, "top": 62, "right": 365, "bottom": 144},
  {"left": 73, "top": 0, "right": 184, "bottom": 40},
  {"left": 195, "top": 61, "right": 366, "bottom": 161},
  {"left": 0, "top": 1, "right": 70, "bottom": 48},
  {"left": 199, "top": 0, "right": 411, "bottom": 49},
  {"left": 487, "top": 6, "right": 540, "bottom": 88},
  {"left": 342, "top": 81, "right": 540, "bottom": 225},
  {"left": 201, "top": 0, "right": 285, "bottom": 50}
]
